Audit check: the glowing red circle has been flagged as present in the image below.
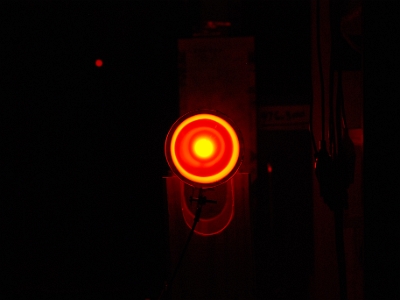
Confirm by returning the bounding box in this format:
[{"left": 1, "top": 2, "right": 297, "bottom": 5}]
[
  {"left": 165, "top": 110, "right": 244, "bottom": 188},
  {"left": 95, "top": 59, "right": 103, "bottom": 67}
]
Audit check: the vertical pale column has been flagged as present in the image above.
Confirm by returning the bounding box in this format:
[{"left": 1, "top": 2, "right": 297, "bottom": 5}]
[{"left": 178, "top": 37, "right": 257, "bottom": 183}]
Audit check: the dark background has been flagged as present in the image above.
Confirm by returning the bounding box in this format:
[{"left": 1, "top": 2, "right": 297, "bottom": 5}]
[
  {"left": 1, "top": 0, "right": 398, "bottom": 299},
  {"left": 1, "top": 2, "right": 312, "bottom": 298}
]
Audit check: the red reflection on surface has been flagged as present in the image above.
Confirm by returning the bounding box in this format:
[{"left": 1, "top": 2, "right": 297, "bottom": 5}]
[
  {"left": 180, "top": 180, "right": 234, "bottom": 236},
  {"left": 95, "top": 59, "right": 103, "bottom": 67},
  {"left": 267, "top": 163, "right": 273, "bottom": 173}
]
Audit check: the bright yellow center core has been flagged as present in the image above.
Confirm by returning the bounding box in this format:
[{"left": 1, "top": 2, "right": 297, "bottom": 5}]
[{"left": 193, "top": 138, "right": 214, "bottom": 158}]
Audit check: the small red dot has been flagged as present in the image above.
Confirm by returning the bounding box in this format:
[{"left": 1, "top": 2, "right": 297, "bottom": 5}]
[
  {"left": 267, "top": 163, "right": 273, "bottom": 173},
  {"left": 95, "top": 59, "right": 103, "bottom": 67}
]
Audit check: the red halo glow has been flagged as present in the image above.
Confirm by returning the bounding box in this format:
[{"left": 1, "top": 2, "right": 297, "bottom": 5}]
[
  {"left": 95, "top": 59, "right": 103, "bottom": 67},
  {"left": 165, "top": 110, "right": 244, "bottom": 188}
]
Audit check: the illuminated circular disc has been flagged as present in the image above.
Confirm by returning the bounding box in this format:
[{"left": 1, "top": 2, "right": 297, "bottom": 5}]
[{"left": 165, "top": 109, "right": 244, "bottom": 188}]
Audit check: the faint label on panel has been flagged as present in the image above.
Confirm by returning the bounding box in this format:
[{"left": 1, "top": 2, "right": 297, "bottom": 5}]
[{"left": 259, "top": 105, "right": 310, "bottom": 130}]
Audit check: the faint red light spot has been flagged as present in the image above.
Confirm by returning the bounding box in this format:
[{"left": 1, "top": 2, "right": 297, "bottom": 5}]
[
  {"left": 267, "top": 163, "right": 273, "bottom": 173},
  {"left": 95, "top": 59, "right": 103, "bottom": 67}
]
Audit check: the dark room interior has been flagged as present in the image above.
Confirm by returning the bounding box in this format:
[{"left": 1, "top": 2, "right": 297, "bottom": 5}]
[{"left": 2, "top": 1, "right": 398, "bottom": 299}]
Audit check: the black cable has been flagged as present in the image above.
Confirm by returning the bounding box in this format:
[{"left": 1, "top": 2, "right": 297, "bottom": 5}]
[
  {"left": 309, "top": 7, "right": 318, "bottom": 156},
  {"left": 338, "top": 69, "right": 347, "bottom": 130},
  {"left": 334, "top": 208, "right": 348, "bottom": 300},
  {"left": 157, "top": 192, "right": 204, "bottom": 300},
  {"left": 331, "top": 1, "right": 348, "bottom": 299},
  {"left": 333, "top": 0, "right": 344, "bottom": 149},
  {"left": 316, "top": 0, "right": 326, "bottom": 143},
  {"left": 329, "top": 0, "right": 338, "bottom": 157},
  {"left": 336, "top": 69, "right": 343, "bottom": 144},
  {"left": 309, "top": 95, "right": 318, "bottom": 154},
  {"left": 328, "top": 54, "right": 336, "bottom": 156}
]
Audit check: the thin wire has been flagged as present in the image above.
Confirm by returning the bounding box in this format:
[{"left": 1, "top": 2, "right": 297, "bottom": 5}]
[
  {"left": 309, "top": 128, "right": 318, "bottom": 155},
  {"left": 334, "top": 208, "right": 348, "bottom": 300},
  {"left": 328, "top": 0, "right": 337, "bottom": 157},
  {"left": 336, "top": 68, "right": 344, "bottom": 145},
  {"left": 309, "top": 98, "right": 318, "bottom": 154},
  {"left": 316, "top": 0, "right": 326, "bottom": 143},
  {"left": 328, "top": 55, "right": 336, "bottom": 156},
  {"left": 157, "top": 189, "right": 203, "bottom": 300},
  {"left": 338, "top": 69, "right": 348, "bottom": 130},
  {"left": 330, "top": 2, "right": 348, "bottom": 300}
]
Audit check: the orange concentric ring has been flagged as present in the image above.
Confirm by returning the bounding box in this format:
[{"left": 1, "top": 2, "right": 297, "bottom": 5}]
[{"left": 165, "top": 110, "right": 244, "bottom": 188}]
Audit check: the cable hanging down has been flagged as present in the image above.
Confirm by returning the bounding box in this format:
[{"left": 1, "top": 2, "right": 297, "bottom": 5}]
[
  {"left": 157, "top": 188, "right": 216, "bottom": 300},
  {"left": 316, "top": 0, "right": 326, "bottom": 145}
]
